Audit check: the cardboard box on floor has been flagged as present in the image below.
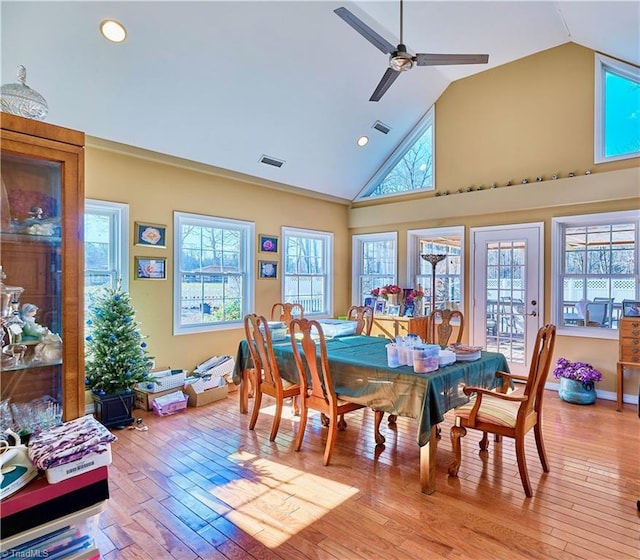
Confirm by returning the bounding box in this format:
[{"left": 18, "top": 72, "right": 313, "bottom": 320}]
[
  {"left": 134, "top": 386, "right": 184, "bottom": 411},
  {"left": 184, "top": 378, "right": 228, "bottom": 407}
]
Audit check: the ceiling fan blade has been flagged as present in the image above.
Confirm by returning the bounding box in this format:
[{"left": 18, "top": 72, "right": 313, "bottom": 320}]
[
  {"left": 415, "top": 53, "right": 489, "bottom": 66},
  {"left": 370, "top": 68, "right": 401, "bottom": 102},
  {"left": 334, "top": 7, "right": 395, "bottom": 54}
]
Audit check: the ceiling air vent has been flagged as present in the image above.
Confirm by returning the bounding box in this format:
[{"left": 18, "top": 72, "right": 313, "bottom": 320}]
[
  {"left": 259, "top": 155, "right": 285, "bottom": 168},
  {"left": 372, "top": 121, "right": 391, "bottom": 135}
]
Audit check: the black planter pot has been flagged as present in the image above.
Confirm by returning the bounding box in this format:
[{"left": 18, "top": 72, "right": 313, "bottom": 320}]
[{"left": 92, "top": 392, "right": 135, "bottom": 428}]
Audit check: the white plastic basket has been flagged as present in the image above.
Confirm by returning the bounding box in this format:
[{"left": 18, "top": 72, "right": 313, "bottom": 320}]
[
  {"left": 193, "top": 356, "right": 235, "bottom": 380},
  {"left": 136, "top": 369, "right": 187, "bottom": 393}
]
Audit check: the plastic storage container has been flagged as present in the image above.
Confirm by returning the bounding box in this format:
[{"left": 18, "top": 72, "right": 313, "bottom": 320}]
[{"left": 412, "top": 345, "right": 440, "bottom": 373}]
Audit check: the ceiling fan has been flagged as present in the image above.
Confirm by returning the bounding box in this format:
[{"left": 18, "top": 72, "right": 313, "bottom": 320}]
[{"left": 334, "top": 1, "right": 489, "bottom": 102}]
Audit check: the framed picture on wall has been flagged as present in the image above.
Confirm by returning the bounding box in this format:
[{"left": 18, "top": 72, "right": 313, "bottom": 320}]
[
  {"left": 258, "top": 234, "right": 279, "bottom": 253},
  {"left": 258, "top": 260, "right": 278, "bottom": 279},
  {"left": 136, "top": 257, "right": 166, "bottom": 279},
  {"left": 135, "top": 222, "right": 166, "bottom": 248}
]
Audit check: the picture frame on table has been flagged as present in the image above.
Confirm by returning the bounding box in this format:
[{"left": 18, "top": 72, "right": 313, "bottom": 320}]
[
  {"left": 386, "top": 304, "right": 401, "bottom": 316},
  {"left": 258, "top": 234, "right": 279, "bottom": 253},
  {"left": 363, "top": 296, "right": 376, "bottom": 309},
  {"left": 258, "top": 260, "right": 278, "bottom": 279},
  {"left": 135, "top": 222, "right": 166, "bottom": 248},
  {"left": 374, "top": 299, "right": 386, "bottom": 314},
  {"left": 622, "top": 300, "right": 640, "bottom": 317},
  {"left": 403, "top": 302, "right": 416, "bottom": 317},
  {"left": 135, "top": 257, "right": 166, "bottom": 280}
]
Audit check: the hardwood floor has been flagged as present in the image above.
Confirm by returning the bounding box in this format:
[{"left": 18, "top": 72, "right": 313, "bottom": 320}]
[{"left": 96, "top": 389, "right": 640, "bottom": 560}]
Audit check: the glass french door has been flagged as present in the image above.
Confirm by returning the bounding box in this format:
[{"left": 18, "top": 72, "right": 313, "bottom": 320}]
[{"left": 470, "top": 224, "right": 544, "bottom": 377}]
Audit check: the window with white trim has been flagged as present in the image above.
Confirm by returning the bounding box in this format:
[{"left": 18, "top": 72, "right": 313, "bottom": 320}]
[
  {"left": 408, "top": 227, "right": 464, "bottom": 315},
  {"left": 355, "top": 107, "right": 434, "bottom": 200},
  {"left": 84, "top": 200, "right": 128, "bottom": 312},
  {"left": 282, "top": 227, "right": 332, "bottom": 316},
  {"left": 174, "top": 212, "right": 253, "bottom": 334},
  {"left": 595, "top": 54, "right": 640, "bottom": 163},
  {"left": 351, "top": 232, "right": 397, "bottom": 305},
  {"left": 552, "top": 210, "right": 639, "bottom": 337}
]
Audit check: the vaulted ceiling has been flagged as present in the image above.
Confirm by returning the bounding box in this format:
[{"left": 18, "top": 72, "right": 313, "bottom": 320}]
[{"left": 2, "top": 1, "right": 639, "bottom": 203}]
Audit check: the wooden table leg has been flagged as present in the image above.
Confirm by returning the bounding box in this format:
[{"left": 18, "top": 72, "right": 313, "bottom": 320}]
[{"left": 419, "top": 425, "right": 438, "bottom": 494}]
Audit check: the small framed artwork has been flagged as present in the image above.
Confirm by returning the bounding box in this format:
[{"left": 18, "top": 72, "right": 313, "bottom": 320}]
[
  {"left": 258, "top": 260, "right": 278, "bottom": 279},
  {"left": 386, "top": 304, "right": 401, "bottom": 316},
  {"left": 403, "top": 302, "right": 416, "bottom": 317},
  {"left": 135, "top": 222, "right": 166, "bottom": 248},
  {"left": 258, "top": 234, "right": 279, "bottom": 253},
  {"left": 374, "top": 299, "right": 386, "bottom": 314},
  {"left": 622, "top": 300, "right": 640, "bottom": 317},
  {"left": 136, "top": 257, "right": 166, "bottom": 280},
  {"left": 363, "top": 296, "right": 376, "bottom": 309}
]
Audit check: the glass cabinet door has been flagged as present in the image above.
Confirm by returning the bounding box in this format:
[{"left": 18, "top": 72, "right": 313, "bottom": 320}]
[{"left": 1, "top": 114, "right": 84, "bottom": 431}]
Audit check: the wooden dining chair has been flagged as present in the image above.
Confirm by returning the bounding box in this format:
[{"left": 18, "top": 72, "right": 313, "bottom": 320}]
[
  {"left": 271, "top": 302, "right": 304, "bottom": 331},
  {"left": 448, "top": 323, "right": 557, "bottom": 497},
  {"left": 427, "top": 309, "right": 464, "bottom": 346},
  {"left": 346, "top": 305, "right": 374, "bottom": 336},
  {"left": 243, "top": 313, "right": 301, "bottom": 442},
  {"left": 289, "top": 318, "right": 365, "bottom": 465},
  {"left": 407, "top": 316, "right": 430, "bottom": 342}
]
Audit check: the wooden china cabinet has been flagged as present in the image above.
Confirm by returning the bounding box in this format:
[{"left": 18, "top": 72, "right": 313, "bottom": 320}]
[{"left": 0, "top": 113, "right": 85, "bottom": 421}]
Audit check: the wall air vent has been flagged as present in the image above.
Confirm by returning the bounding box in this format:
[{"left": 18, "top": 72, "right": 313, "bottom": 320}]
[
  {"left": 372, "top": 121, "right": 391, "bottom": 135},
  {"left": 259, "top": 155, "right": 285, "bottom": 168}
]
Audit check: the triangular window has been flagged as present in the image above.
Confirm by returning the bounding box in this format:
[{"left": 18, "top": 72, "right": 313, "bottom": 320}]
[
  {"left": 595, "top": 54, "right": 640, "bottom": 163},
  {"left": 356, "top": 107, "right": 434, "bottom": 201}
]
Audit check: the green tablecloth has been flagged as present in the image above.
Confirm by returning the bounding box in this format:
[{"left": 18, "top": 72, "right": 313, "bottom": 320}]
[{"left": 234, "top": 335, "right": 508, "bottom": 446}]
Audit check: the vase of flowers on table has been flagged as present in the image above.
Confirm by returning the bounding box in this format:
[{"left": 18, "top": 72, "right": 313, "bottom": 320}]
[
  {"left": 372, "top": 284, "right": 401, "bottom": 306},
  {"left": 406, "top": 288, "right": 425, "bottom": 316},
  {"left": 553, "top": 358, "right": 602, "bottom": 405}
]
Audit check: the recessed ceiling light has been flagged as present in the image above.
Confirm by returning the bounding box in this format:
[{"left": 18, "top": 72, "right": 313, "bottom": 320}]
[
  {"left": 357, "top": 136, "right": 369, "bottom": 147},
  {"left": 100, "top": 19, "right": 127, "bottom": 43}
]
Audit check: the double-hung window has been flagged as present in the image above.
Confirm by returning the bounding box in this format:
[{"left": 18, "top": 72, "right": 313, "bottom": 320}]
[
  {"left": 552, "top": 210, "right": 639, "bottom": 338},
  {"left": 595, "top": 54, "right": 640, "bottom": 163},
  {"left": 174, "top": 212, "right": 253, "bottom": 334},
  {"left": 407, "top": 227, "right": 463, "bottom": 315},
  {"left": 84, "top": 200, "right": 128, "bottom": 311},
  {"left": 282, "top": 227, "right": 332, "bottom": 316},
  {"left": 351, "top": 232, "right": 397, "bottom": 305}
]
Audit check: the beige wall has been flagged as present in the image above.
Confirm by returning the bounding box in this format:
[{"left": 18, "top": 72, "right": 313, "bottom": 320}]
[
  {"left": 350, "top": 43, "right": 640, "bottom": 397},
  {"left": 84, "top": 42, "right": 639, "bottom": 398},
  {"left": 85, "top": 145, "right": 350, "bottom": 370}
]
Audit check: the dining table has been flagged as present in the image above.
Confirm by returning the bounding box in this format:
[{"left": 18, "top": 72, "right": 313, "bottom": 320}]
[{"left": 233, "top": 334, "right": 509, "bottom": 494}]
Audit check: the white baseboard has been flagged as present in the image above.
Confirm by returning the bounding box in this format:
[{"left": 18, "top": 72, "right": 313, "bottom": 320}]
[{"left": 545, "top": 381, "right": 638, "bottom": 405}]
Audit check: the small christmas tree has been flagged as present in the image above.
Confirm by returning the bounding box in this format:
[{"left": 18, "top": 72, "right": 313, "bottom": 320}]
[{"left": 85, "top": 282, "right": 154, "bottom": 395}]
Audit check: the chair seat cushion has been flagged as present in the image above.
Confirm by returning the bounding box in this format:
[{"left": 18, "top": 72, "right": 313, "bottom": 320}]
[
  {"left": 455, "top": 394, "right": 520, "bottom": 428},
  {"left": 282, "top": 378, "right": 298, "bottom": 389}
]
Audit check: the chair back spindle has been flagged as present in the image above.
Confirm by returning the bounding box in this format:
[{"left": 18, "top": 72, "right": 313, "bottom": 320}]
[
  {"left": 346, "top": 305, "right": 374, "bottom": 336},
  {"left": 428, "top": 309, "right": 464, "bottom": 346},
  {"left": 271, "top": 302, "right": 304, "bottom": 331}
]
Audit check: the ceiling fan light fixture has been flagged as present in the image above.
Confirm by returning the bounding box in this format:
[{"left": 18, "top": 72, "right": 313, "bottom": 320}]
[{"left": 389, "top": 50, "right": 414, "bottom": 72}]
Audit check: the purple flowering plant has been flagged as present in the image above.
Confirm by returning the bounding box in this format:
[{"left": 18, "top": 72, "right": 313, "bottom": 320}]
[{"left": 553, "top": 358, "right": 603, "bottom": 387}]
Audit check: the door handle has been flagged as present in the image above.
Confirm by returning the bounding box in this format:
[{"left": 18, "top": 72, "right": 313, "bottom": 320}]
[{"left": 526, "top": 311, "right": 537, "bottom": 317}]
